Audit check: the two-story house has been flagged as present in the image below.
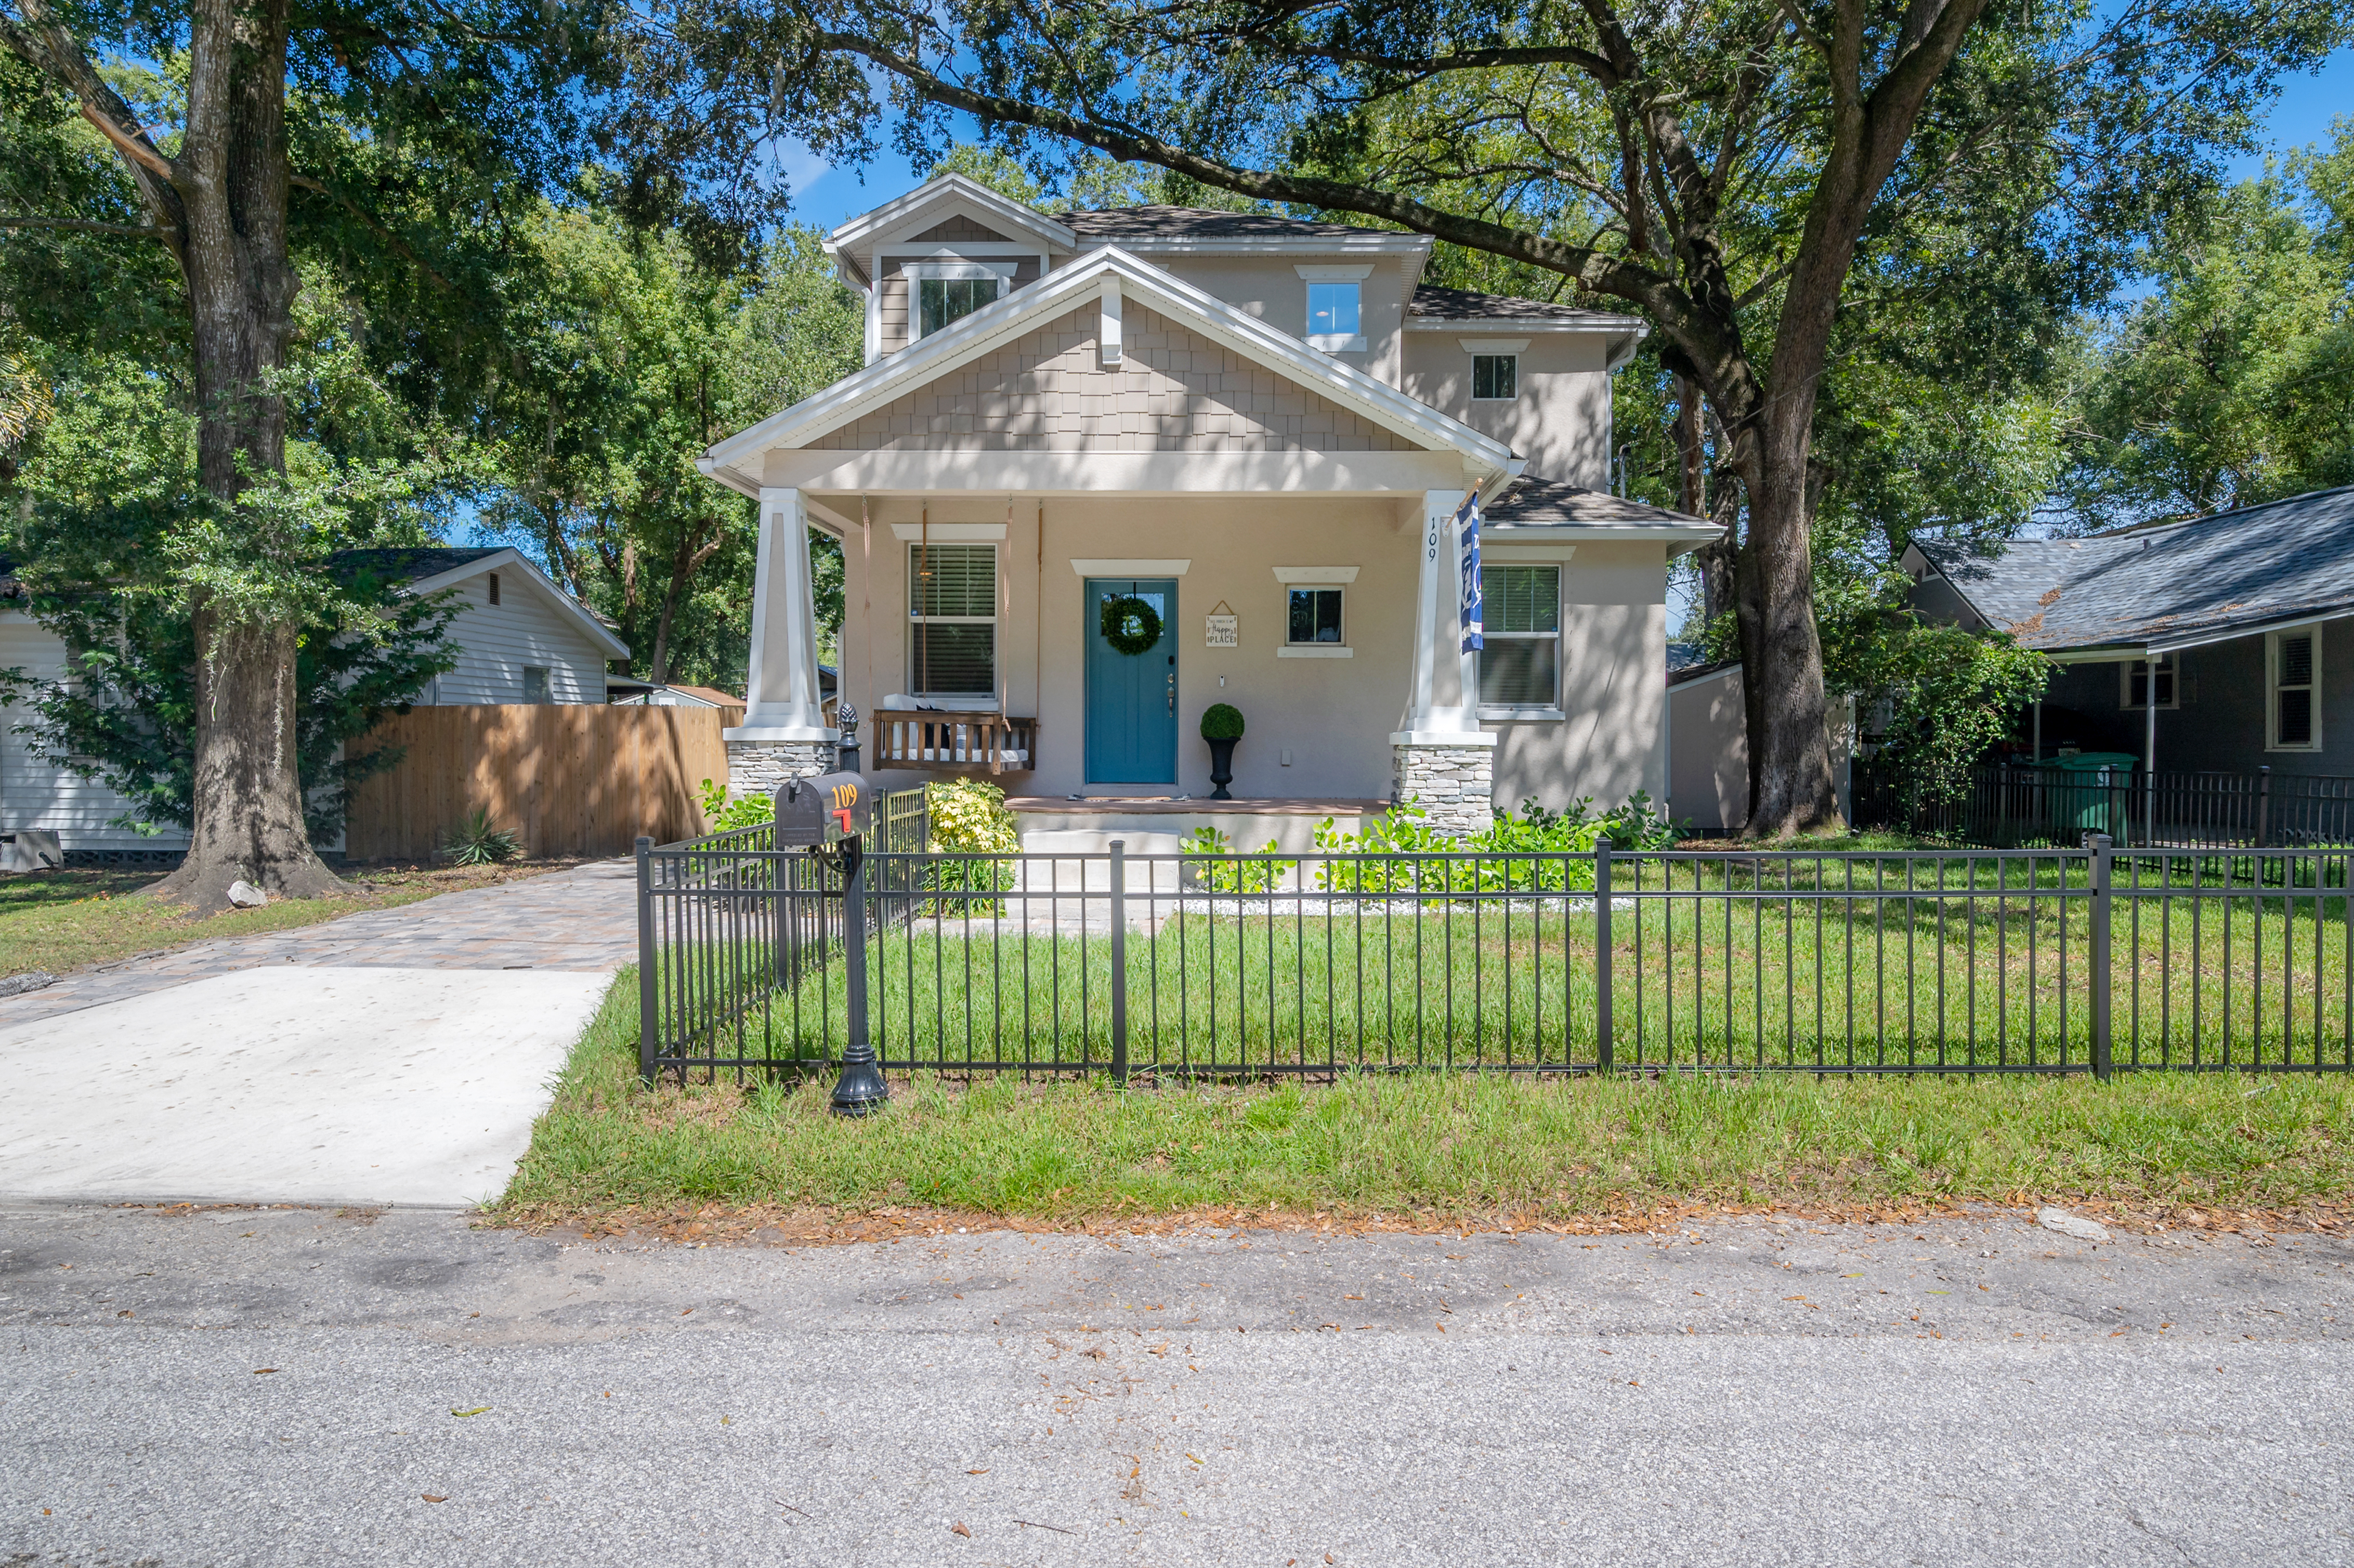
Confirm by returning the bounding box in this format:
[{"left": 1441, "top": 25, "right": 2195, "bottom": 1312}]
[{"left": 697, "top": 174, "right": 1717, "bottom": 848}]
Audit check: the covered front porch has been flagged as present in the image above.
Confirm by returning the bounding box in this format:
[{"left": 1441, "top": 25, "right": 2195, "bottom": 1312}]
[{"left": 721, "top": 484, "right": 1512, "bottom": 841}]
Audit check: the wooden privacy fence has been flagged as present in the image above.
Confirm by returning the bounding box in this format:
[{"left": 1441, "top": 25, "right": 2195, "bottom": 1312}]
[{"left": 344, "top": 703, "right": 743, "bottom": 860}]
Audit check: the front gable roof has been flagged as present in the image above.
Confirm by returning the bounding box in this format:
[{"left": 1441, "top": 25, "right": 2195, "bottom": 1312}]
[
  {"left": 701, "top": 246, "right": 1519, "bottom": 491},
  {"left": 826, "top": 174, "right": 1077, "bottom": 261},
  {"left": 1908, "top": 485, "right": 2354, "bottom": 652}
]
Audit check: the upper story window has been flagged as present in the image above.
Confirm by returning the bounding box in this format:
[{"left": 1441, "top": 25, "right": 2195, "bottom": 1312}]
[
  {"left": 1471, "top": 354, "right": 1519, "bottom": 400},
  {"left": 1298, "top": 265, "right": 1372, "bottom": 352},
  {"left": 1306, "top": 283, "right": 1359, "bottom": 339},
  {"left": 911, "top": 265, "right": 1005, "bottom": 339}
]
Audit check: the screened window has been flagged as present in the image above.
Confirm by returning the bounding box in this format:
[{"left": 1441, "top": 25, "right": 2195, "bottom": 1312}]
[
  {"left": 2122, "top": 654, "right": 2176, "bottom": 710},
  {"left": 1306, "top": 282, "right": 1361, "bottom": 338},
  {"left": 2271, "top": 629, "right": 2320, "bottom": 750},
  {"left": 1471, "top": 354, "right": 1519, "bottom": 400},
  {"left": 1477, "top": 564, "right": 1561, "bottom": 708},
  {"left": 1287, "top": 586, "right": 1345, "bottom": 645},
  {"left": 917, "top": 276, "right": 999, "bottom": 338},
  {"left": 909, "top": 544, "right": 997, "bottom": 697}
]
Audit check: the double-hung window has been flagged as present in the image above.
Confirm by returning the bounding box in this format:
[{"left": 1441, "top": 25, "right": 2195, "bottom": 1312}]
[
  {"left": 2122, "top": 654, "right": 2176, "bottom": 710},
  {"left": 912, "top": 266, "right": 1003, "bottom": 339},
  {"left": 909, "top": 544, "right": 997, "bottom": 698},
  {"left": 2270, "top": 628, "right": 2321, "bottom": 750},
  {"left": 1477, "top": 565, "right": 1561, "bottom": 709}
]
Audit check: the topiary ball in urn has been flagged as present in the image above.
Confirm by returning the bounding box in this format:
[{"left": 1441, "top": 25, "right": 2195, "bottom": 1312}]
[{"left": 1200, "top": 703, "right": 1245, "bottom": 800}]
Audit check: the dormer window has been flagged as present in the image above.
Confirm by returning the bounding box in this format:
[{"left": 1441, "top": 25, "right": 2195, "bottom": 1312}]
[
  {"left": 1298, "top": 265, "right": 1372, "bottom": 351},
  {"left": 911, "top": 263, "right": 1006, "bottom": 338}
]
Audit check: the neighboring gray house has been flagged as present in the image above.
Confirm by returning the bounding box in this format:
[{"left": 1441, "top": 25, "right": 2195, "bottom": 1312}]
[
  {"left": 0, "top": 545, "right": 627, "bottom": 854},
  {"left": 1903, "top": 486, "right": 2354, "bottom": 777}
]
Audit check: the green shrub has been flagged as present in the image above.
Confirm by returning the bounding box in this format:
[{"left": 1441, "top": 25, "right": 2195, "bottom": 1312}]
[
  {"left": 696, "top": 777, "right": 775, "bottom": 834},
  {"left": 440, "top": 806, "right": 522, "bottom": 866},
  {"left": 925, "top": 778, "right": 1018, "bottom": 907},
  {"left": 1199, "top": 703, "right": 1245, "bottom": 740},
  {"left": 1178, "top": 824, "right": 1294, "bottom": 892}
]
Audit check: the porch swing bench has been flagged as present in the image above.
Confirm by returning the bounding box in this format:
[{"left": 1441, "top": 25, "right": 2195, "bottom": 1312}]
[{"left": 872, "top": 711, "right": 1038, "bottom": 776}]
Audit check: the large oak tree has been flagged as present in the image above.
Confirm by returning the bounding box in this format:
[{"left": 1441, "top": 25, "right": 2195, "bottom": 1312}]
[{"left": 0, "top": 0, "right": 613, "bottom": 907}]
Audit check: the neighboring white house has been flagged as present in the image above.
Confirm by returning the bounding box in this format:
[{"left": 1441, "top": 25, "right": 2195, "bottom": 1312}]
[
  {"left": 0, "top": 545, "right": 627, "bottom": 854},
  {"left": 698, "top": 174, "right": 1718, "bottom": 847}
]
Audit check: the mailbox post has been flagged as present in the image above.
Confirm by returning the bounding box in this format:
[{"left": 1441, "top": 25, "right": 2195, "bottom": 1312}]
[{"left": 773, "top": 772, "right": 886, "bottom": 1115}]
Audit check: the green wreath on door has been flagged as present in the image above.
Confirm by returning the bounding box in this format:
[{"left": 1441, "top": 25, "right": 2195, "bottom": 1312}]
[{"left": 1098, "top": 593, "right": 1163, "bottom": 656}]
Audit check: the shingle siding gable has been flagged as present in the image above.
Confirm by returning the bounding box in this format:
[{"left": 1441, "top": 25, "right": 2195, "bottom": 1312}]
[{"left": 817, "top": 304, "right": 1411, "bottom": 453}]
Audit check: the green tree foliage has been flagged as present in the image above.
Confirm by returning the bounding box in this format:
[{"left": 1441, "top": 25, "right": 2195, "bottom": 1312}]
[
  {"left": 475, "top": 210, "right": 862, "bottom": 687},
  {"left": 2062, "top": 121, "right": 2354, "bottom": 525},
  {"left": 1852, "top": 620, "right": 2049, "bottom": 814}
]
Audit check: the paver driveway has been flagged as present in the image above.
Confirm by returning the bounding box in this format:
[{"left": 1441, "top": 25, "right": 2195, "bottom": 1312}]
[{"left": 0, "top": 860, "right": 636, "bottom": 1206}]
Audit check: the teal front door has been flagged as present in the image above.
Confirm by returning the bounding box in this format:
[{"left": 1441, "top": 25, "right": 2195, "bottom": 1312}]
[{"left": 1083, "top": 578, "right": 1178, "bottom": 784}]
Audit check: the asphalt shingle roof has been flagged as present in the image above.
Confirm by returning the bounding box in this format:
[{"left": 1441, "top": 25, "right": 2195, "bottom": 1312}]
[
  {"left": 1057, "top": 206, "right": 1407, "bottom": 242},
  {"left": 329, "top": 547, "right": 507, "bottom": 585},
  {"left": 1487, "top": 477, "right": 1708, "bottom": 528},
  {"left": 1916, "top": 486, "right": 2354, "bottom": 650},
  {"left": 1409, "top": 283, "right": 1640, "bottom": 328}
]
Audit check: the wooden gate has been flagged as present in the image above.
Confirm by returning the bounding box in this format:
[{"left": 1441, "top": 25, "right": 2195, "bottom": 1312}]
[{"left": 343, "top": 703, "right": 743, "bottom": 860}]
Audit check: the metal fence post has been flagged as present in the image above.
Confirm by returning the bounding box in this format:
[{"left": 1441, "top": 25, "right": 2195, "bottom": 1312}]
[
  {"left": 635, "top": 835, "right": 657, "bottom": 1083},
  {"left": 1108, "top": 839, "right": 1129, "bottom": 1084},
  {"left": 2258, "top": 765, "right": 2272, "bottom": 847},
  {"left": 2089, "top": 832, "right": 2114, "bottom": 1081},
  {"left": 831, "top": 839, "right": 887, "bottom": 1114},
  {"left": 1594, "top": 841, "right": 1614, "bottom": 1073}
]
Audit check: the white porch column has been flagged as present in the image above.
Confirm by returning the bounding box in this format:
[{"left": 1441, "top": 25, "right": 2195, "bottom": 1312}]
[
  {"left": 1392, "top": 486, "right": 1496, "bottom": 837},
  {"left": 724, "top": 486, "right": 838, "bottom": 801}
]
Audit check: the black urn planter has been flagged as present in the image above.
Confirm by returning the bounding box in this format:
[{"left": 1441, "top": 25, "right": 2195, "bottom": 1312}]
[{"left": 1206, "top": 736, "right": 1238, "bottom": 800}]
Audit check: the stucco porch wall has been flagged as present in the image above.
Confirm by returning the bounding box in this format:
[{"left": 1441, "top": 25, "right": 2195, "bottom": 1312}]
[{"left": 834, "top": 493, "right": 1424, "bottom": 801}]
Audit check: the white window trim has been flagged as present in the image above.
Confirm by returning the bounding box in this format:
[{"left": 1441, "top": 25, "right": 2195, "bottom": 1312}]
[
  {"left": 2120, "top": 654, "right": 2178, "bottom": 711},
  {"left": 1478, "top": 562, "right": 1563, "bottom": 712},
  {"left": 1305, "top": 332, "right": 1367, "bottom": 352},
  {"left": 1457, "top": 337, "right": 1532, "bottom": 354},
  {"left": 2268, "top": 626, "right": 2323, "bottom": 751},
  {"left": 1470, "top": 352, "right": 1520, "bottom": 402},
  {"left": 1283, "top": 583, "right": 1349, "bottom": 654},
  {"left": 908, "top": 541, "right": 1000, "bottom": 700}
]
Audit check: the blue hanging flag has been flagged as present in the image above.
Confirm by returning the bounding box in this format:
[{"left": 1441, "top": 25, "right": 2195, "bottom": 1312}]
[{"left": 1457, "top": 491, "right": 1483, "bottom": 652}]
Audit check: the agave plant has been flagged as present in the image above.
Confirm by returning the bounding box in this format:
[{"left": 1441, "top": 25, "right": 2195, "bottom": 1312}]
[{"left": 440, "top": 806, "right": 522, "bottom": 866}]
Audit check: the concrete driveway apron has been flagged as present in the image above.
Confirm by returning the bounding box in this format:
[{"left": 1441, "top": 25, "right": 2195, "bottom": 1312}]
[{"left": 0, "top": 859, "right": 636, "bottom": 1208}]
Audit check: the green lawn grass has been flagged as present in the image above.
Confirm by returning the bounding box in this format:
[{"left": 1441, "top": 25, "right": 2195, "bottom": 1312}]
[
  {"left": 0, "top": 860, "right": 579, "bottom": 977},
  {"left": 501, "top": 966, "right": 2354, "bottom": 1225}
]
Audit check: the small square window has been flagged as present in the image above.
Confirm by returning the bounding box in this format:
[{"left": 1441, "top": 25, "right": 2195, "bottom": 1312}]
[
  {"left": 1471, "top": 354, "right": 1519, "bottom": 400},
  {"left": 522, "top": 666, "right": 552, "bottom": 704},
  {"left": 1287, "top": 586, "right": 1344, "bottom": 645},
  {"left": 1306, "top": 282, "right": 1361, "bottom": 338}
]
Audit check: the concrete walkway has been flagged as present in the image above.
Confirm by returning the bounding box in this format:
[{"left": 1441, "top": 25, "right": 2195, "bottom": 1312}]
[{"left": 0, "top": 859, "right": 637, "bottom": 1207}]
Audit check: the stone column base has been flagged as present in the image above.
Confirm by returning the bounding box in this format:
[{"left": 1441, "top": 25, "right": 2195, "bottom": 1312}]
[
  {"left": 1391, "top": 739, "right": 1498, "bottom": 840},
  {"left": 726, "top": 739, "right": 834, "bottom": 802}
]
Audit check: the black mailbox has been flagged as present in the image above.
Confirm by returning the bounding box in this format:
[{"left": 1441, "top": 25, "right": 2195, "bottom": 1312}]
[{"left": 773, "top": 772, "right": 868, "bottom": 847}]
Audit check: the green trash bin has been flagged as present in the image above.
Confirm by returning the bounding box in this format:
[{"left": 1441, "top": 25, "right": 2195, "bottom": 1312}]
[{"left": 2027, "top": 752, "right": 2138, "bottom": 841}]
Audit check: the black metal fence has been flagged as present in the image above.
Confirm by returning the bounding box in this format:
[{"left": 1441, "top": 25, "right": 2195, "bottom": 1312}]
[
  {"left": 636, "top": 830, "right": 2354, "bottom": 1082},
  {"left": 1856, "top": 763, "right": 2354, "bottom": 849}
]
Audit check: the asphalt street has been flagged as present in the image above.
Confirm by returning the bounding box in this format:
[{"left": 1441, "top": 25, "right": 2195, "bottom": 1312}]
[{"left": 3, "top": 1203, "right": 2349, "bottom": 1567}]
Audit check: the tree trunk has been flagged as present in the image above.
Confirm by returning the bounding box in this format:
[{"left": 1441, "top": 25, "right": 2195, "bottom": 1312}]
[
  {"left": 1733, "top": 430, "right": 1841, "bottom": 838},
  {"left": 142, "top": 0, "right": 341, "bottom": 910}
]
